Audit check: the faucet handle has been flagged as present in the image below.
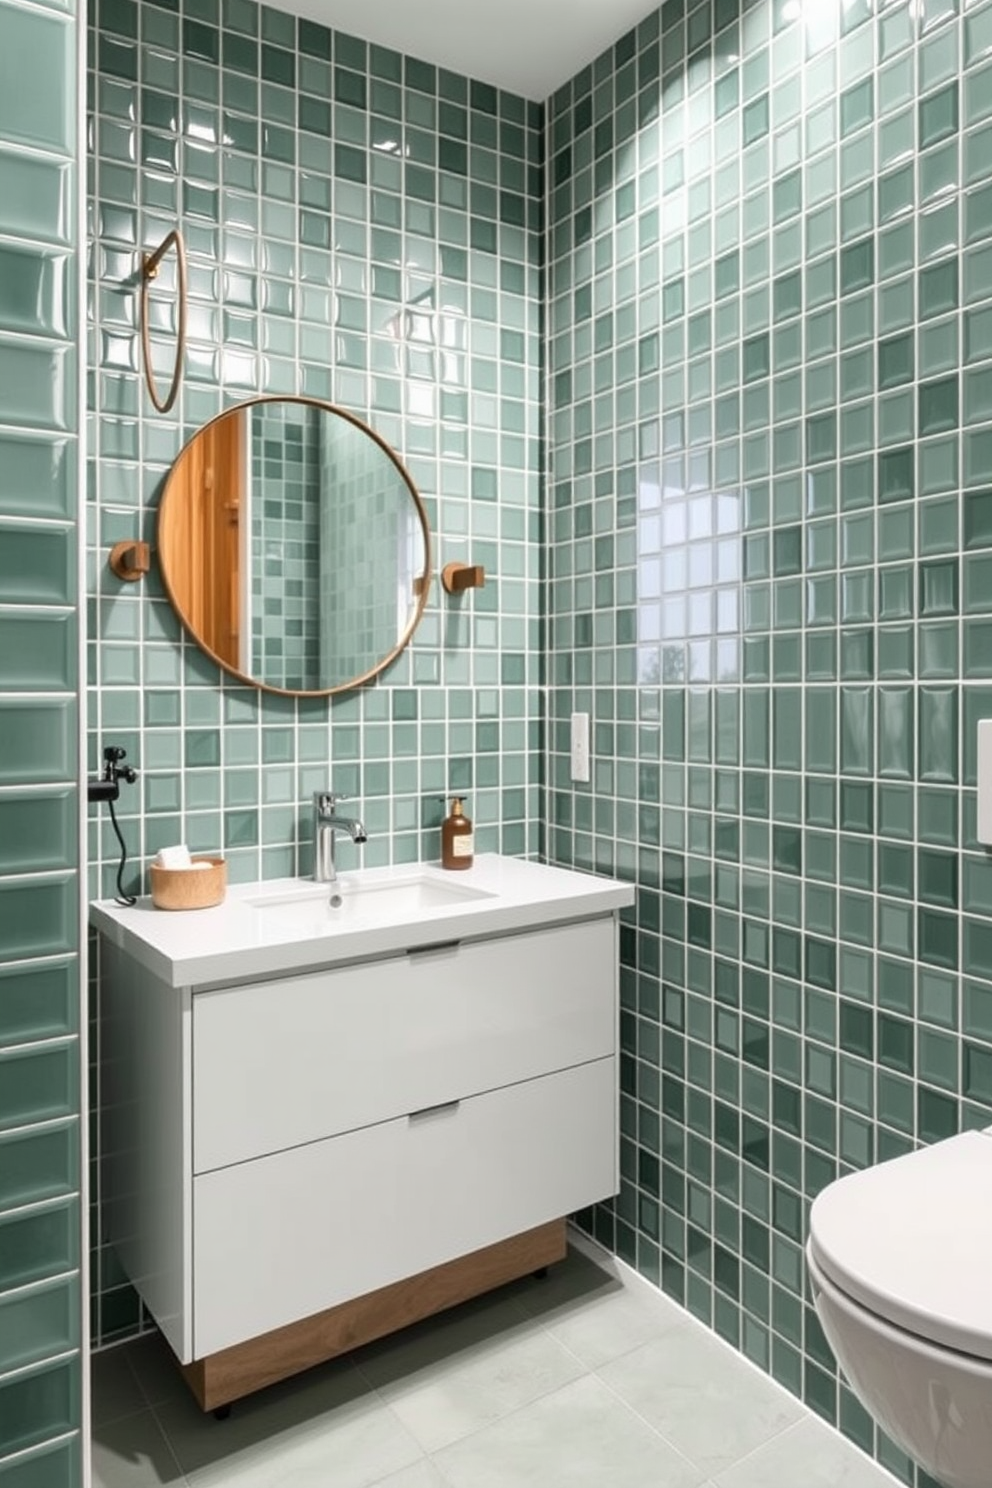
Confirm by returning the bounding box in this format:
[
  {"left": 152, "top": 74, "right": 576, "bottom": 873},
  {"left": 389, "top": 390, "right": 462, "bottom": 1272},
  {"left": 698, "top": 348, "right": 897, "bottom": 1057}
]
[{"left": 313, "top": 789, "right": 348, "bottom": 812}]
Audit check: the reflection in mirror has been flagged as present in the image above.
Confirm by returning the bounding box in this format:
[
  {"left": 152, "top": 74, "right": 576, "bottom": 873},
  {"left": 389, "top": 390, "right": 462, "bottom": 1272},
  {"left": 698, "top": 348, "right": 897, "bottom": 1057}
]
[{"left": 158, "top": 398, "right": 431, "bottom": 696}]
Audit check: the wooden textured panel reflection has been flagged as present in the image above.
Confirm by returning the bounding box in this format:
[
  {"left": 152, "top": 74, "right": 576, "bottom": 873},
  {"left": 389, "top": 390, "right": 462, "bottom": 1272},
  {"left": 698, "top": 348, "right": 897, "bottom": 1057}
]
[{"left": 159, "top": 410, "right": 243, "bottom": 670}]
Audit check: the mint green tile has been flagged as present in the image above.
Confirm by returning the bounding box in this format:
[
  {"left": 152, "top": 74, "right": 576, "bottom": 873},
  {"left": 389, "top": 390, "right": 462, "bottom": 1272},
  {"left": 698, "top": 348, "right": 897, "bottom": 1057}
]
[
  {"left": 878, "top": 332, "right": 913, "bottom": 389},
  {"left": 877, "top": 625, "right": 914, "bottom": 679},
  {"left": 0, "top": 699, "right": 75, "bottom": 785},
  {"left": 966, "top": 619, "right": 992, "bottom": 675},
  {"left": 0, "top": 612, "right": 74, "bottom": 691},
  {"left": 0, "top": 1042, "right": 76, "bottom": 1133},
  {"left": 965, "top": 489, "right": 992, "bottom": 548},
  {"left": 878, "top": 688, "right": 913, "bottom": 778},
  {"left": 920, "top": 82, "right": 959, "bottom": 149},
  {"left": 0, "top": 791, "right": 75, "bottom": 874},
  {"left": 0, "top": 435, "right": 74, "bottom": 521},
  {"left": 965, "top": 553, "right": 992, "bottom": 613},
  {"left": 0, "top": 1356, "right": 77, "bottom": 1459},
  {"left": 878, "top": 447, "right": 913, "bottom": 502},
  {"left": 919, "top": 375, "right": 959, "bottom": 435},
  {"left": 0, "top": 958, "right": 74, "bottom": 1047},
  {"left": 0, "top": 7, "right": 74, "bottom": 153},
  {"left": 0, "top": 527, "right": 73, "bottom": 605},
  {"left": 0, "top": 1276, "right": 77, "bottom": 1375},
  {"left": 919, "top": 687, "right": 959, "bottom": 783},
  {"left": 0, "top": 1122, "right": 75, "bottom": 1216},
  {"left": 920, "top": 559, "right": 959, "bottom": 616},
  {"left": 919, "top": 622, "right": 959, "bottom": 679},
  {"left": 0, "top": 876, "right": 75, "bottom": 963},
  {"left": 0, "top": 150, "right": 72, "bottom": 246}
]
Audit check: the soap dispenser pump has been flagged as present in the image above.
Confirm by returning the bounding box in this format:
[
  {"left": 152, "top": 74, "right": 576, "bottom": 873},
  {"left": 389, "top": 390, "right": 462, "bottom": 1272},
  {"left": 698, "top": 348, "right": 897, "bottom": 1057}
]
[{"left": 441, "top": 797, "right": 474, "bottom": 870}]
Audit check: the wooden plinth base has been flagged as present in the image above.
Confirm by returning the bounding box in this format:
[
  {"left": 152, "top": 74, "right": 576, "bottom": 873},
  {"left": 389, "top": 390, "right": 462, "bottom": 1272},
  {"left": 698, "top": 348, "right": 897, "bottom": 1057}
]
[{"left": 178, "top": 1218, "right": 567, "bottom": 1412}]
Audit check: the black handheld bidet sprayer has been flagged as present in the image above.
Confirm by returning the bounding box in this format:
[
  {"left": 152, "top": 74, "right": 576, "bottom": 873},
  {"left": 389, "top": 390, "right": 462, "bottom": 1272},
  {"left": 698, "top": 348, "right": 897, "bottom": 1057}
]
[{"left": 87, "top": 746, "right": 139, "bottom": 906}]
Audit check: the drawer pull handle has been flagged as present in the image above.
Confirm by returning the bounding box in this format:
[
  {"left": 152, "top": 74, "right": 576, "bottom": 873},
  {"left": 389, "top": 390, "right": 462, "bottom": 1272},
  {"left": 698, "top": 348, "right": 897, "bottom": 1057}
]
[
  {"left": 406, "top": 940, "right": 461, "bottom": 959},
  {"left": 408, "top": 1099, "right": 461, "bottom": 1122}
]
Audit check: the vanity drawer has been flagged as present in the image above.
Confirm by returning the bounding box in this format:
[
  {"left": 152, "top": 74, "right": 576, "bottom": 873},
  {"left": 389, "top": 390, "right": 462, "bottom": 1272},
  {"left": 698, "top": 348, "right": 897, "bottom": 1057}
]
[
  {"left": 192, "top": 1055, "right": 617, "bottom": 1357},
  {"left": 192, "top": 917, "right": 616, "bottom": 1173}
]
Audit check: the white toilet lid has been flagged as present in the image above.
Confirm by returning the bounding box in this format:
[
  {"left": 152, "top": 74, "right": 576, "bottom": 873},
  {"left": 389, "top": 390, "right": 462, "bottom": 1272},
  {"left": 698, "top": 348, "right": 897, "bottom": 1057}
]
[{"left": 809, "top": 1129, "right": 992, "bottom": 1361}]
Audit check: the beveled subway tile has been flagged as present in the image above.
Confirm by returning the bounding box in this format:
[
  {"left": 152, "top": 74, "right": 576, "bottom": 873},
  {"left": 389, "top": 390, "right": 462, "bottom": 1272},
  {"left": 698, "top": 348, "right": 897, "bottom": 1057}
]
[
  {"left": 0, "top": 524, "right": 74, "bottom": 605},
  {"left": 0, "top": 790, "right": 76, "bottom": 874},
  {"left": 0, "top": 341, "right": 74, "bottom": 430},
  {"left": 0, "top": 6, "right": 75, "bottom": 153}
]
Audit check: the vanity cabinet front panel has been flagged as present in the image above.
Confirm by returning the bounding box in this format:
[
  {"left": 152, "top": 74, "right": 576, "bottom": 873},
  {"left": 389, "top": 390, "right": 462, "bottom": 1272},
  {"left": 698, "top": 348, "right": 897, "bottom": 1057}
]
[
  {"left": 192, "top": 918, "right": 616, "bottom": 1174},
  {"left": 192, "top": 1056, "right": 616, "bottom": 1357}
]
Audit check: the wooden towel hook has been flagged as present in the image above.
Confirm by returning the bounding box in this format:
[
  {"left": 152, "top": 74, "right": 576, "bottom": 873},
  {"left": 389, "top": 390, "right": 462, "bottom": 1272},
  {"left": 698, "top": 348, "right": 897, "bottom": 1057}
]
[
  {"left": 109, "top": 540, "right": 151, "bottom": 581},
  {"left": 442, "top": 562, "right": 485, "bottom": 594}
]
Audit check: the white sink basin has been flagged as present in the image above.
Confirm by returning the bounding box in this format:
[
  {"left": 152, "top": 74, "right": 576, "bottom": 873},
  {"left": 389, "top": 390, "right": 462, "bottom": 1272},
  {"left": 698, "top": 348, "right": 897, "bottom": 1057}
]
[
  {"left": 244, "top": 872, "right": 494, "bottom": 934},
  {"left": 91, "top": 855, "right": 636, "bottom": 986}
]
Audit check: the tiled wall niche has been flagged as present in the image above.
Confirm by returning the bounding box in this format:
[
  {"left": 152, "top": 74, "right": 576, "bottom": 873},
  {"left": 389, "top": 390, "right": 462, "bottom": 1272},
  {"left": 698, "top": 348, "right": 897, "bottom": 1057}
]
[
  {"left": 87, "top": 0, "right": 544, "bottom": 1341},
  {"left": 0, "top": 0, "right": 84, "bottom": 1479},
  {"left": 548, "top": 2, "right": 992, "bottom": 1484}
]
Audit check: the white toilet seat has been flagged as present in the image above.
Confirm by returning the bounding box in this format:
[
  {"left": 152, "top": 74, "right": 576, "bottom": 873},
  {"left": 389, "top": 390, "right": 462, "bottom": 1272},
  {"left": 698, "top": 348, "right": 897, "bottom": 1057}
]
[
  {"left": 809, "top": 1128, "right": 992, "bottom": 1362},
  {"left": 808, "top": 1129, "right": 992, "bottom": 1488}
]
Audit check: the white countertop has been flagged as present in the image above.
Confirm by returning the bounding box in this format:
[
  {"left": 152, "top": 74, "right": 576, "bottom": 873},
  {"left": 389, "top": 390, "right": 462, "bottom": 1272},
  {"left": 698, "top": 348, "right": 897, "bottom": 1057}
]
[{"left": 90, "top": 854, "right": 635, "bottom": 987}]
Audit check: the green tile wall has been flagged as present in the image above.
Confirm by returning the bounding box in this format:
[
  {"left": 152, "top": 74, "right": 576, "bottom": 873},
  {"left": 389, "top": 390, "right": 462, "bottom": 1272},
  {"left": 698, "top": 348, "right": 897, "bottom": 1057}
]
[
  {"left": 548, "top": 3, "right": 992, "bottom": 1484},
  {"left": 0, "top": 0, "right": 83, "bottom": 1478},
  {"left": 87, "top": 0, "right": 543, "bottom": 1342}
]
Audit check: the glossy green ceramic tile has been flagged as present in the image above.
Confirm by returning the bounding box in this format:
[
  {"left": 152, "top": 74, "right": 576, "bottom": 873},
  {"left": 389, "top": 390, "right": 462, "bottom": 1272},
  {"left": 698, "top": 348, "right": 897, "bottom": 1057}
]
[
  {"left": 0, "top": 526, "right": 74, "bottom": 605},
  {"left": 0, "top": 435, "right": 75, "bottom": 521},
  {"left": 0, "top": 613, "right": 75, "bottom": 691},
  {"left": 0, "top": 792, "right": 76, "bottom": 874},
  {"left": 0, "top": 877, "right": 76, "bottom": 965},
  {"left": 0, "top": 958, "right": 75, "bottom": 1050},
  {"left": 0, "top": 342, "right": 73, "bottom": 430},
  {"left": 0, "top": 150, "right": 72, "bottom": 244},
  {"left": 551, "top": 3, "right": 992, "bottom": 1468},
  {"left": 0, "top": 699, "right": 75, "bottom": 785},
  {"left": 0, "top": 1435, "right": 79, "bottom": 1488},
  {"left": 0, "top": 1044, "right": 77, "bottom": 1133},
  {"left": 0, "top": 1356, "right": 77, "bottom": 1459},
  {"left": 0, "top": 1277, "right": 78, "bottom": 1375},
  {"left": 0, "top": 6, "right": 74, "bottom": 153},
  {"left": 0, "top": 1, "right": 81, "bottom": 1457}
]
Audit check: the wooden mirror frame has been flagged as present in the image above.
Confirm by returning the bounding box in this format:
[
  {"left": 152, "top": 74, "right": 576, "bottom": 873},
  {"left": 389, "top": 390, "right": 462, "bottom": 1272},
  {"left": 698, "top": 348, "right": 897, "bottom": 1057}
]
[{"left": 157, "top": 396, "right": 433, "bottom": 698}]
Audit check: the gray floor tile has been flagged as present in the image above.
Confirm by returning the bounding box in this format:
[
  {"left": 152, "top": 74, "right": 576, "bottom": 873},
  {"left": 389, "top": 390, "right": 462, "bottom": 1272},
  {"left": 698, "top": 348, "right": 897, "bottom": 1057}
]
[
  {"left": 91, "top": 1346, "right": 152, "bottom": 1426},
  {"left": 598, "top": 1323, "right": 803, "bottom": 1477},
  {"left": 369, "top": 1462, "right": 452, "bottom": 1488},
  {"left": 91, "top": 1407, "right": 187, "bottom": 1488},
  {"left": 123, "top": 1332, "right": 192, "bottom": 1410},
  {"left": 713, "top": 1415, "right": 898, "bottom": 1488},
  {"left": 529, "top": 1273, "right": 686, "bottom": 1370},
  {"left": 510, "top": 1245, "right": 623, "bottom": 1319},
  {"left": 154, "top": 1355, "right": 424, "bottom": 1488},
  {"left": 433, "top": 1372, "right": 706, "bottom": 1488},
  {"left": 355, "top": 1291, "right": 584, "bottom": 1453}
]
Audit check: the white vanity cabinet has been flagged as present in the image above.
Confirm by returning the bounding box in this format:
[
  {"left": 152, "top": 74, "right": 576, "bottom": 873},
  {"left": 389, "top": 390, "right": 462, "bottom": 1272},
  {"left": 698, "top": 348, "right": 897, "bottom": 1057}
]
[{"left": 97, "top": 875, "right": 626, "bottom": 1410}]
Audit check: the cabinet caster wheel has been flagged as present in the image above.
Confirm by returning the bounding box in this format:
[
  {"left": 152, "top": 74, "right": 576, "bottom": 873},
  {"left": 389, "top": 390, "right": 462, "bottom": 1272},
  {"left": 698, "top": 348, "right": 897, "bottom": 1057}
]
[
  {"left": 532, "top": 1266, "right": 549, "bottom": 1280},
  {"left": 213, "top": 1405, "right": 232, "bottom": 1421}
]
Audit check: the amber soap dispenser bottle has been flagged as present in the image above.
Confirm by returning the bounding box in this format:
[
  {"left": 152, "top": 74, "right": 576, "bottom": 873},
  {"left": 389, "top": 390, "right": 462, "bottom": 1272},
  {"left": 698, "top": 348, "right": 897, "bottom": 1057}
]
[{"left": 441, "top": 797, "right": 474, "bottom": 870}]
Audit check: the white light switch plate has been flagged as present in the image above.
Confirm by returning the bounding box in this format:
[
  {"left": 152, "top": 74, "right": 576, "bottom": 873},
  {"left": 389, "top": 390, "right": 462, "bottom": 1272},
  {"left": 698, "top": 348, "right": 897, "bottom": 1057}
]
[
  {"left": 979, "top": 720, "right": 992, "bottom": 845},
  {"left": 570, "top": 711, "right": 590, "bottom": 783}
]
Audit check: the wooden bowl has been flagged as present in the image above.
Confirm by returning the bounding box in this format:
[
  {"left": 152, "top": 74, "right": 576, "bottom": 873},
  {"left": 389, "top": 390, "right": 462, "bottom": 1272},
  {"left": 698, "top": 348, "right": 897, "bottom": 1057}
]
[{"left": 150, "top": 856, "right": 226, "bottom": 911}]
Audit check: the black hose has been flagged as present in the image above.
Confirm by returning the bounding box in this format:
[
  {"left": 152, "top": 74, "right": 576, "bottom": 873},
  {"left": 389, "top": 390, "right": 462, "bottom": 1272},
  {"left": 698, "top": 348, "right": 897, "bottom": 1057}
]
[{"left": 107, "top": 796, "right": 137, "bottom": 906}]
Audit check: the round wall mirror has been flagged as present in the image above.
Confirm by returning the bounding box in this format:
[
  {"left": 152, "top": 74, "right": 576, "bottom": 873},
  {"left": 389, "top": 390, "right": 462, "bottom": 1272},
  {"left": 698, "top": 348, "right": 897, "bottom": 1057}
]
[{"left": 157, "top": 397, "right": 431, "bottom": 697}]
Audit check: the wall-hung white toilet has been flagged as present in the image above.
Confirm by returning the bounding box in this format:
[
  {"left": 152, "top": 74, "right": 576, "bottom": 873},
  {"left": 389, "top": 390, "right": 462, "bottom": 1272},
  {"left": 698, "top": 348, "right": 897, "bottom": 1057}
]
[{"left": 807, "top": 1129, "right": 992, "bottom": 1488}]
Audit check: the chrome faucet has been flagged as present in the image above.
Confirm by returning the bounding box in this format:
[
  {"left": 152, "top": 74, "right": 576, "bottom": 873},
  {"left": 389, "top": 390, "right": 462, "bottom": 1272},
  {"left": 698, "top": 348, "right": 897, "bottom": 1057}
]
[{"left": 312, "top": 790, "right": 368, "bottom": 889}]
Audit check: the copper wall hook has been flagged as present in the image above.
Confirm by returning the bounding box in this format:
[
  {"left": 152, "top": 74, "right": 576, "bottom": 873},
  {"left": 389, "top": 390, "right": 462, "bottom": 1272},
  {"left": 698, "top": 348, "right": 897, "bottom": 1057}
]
[
  {"left": 109, "top": 540, "right": 151, "bottom": 581},
  {"left": 442, "top": 562, "right": 485, "bottom": 594}
]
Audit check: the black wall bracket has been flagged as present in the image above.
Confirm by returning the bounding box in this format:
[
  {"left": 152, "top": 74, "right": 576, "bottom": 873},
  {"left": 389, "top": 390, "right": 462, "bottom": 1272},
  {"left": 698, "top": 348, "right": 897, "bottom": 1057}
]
[{"left": 87, "top": 745, "right": 138, "bottom": 805}]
